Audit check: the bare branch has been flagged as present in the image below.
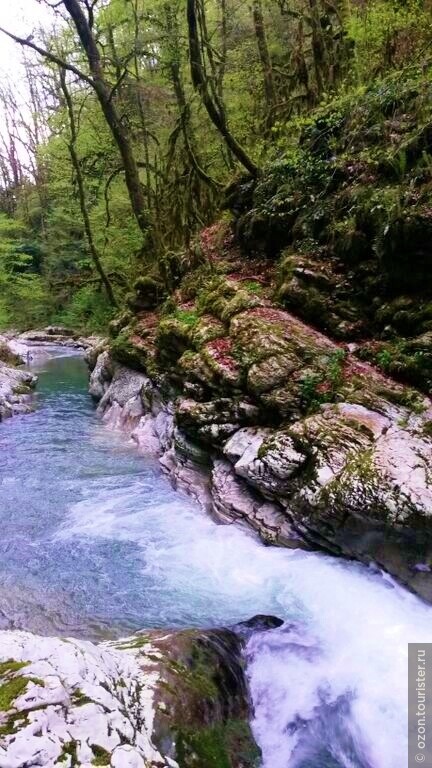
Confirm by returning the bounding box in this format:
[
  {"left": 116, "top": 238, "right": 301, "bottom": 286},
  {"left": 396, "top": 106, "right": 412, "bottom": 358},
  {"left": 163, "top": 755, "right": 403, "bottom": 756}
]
[{"left": 0, "top": 26, "right": 94, "bottom": 86}]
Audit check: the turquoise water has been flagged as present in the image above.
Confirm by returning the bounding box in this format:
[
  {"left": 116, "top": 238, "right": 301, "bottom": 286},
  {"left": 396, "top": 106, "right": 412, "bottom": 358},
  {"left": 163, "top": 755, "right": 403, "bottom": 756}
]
[{"left": 1, "top": 350, "right": 430, "bottom": 767}]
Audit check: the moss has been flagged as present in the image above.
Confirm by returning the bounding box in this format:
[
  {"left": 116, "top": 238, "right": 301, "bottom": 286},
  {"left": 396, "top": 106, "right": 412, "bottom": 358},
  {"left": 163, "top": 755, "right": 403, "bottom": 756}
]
[
  {"left": 110, "top": 330, "right": 148, "bottom": 372},
  {"left": 177, "top": 725, "right": 230, "bottom": 768},
  {"left": 172, "top": 308, "right": 199, "bottom": 327},
  {"left": 298, "top": 350, "right": 347, "bottom": 413},
  {"left": 319, "top": 447, "right": 389, "bottom": 517},
  {"left": 179, "top": 264, "right": 214, "bottom": 301},
  {"left": 0, "top": 660, "right": 28, "bottom": 677},
  {"left": 129, "top": 274, "right": 167, "bottom": 311},
  {"left": 422, "top": 421, "right": 432, "bottom": 438},
  {"left": 0, "top": 676, "right": 30, "bottom": 711},
  {"left": 168, "top": 658, "right": 218, "bottom": 700},
  {"left": 196, "top": 276, "right": 236, "bottom": 320},
  {"left": 176, "top": 720, "right": 260, "bottom": 768},
  {"left": 0, "top": 342, "right": 21, "bottom": 367},
  {"left": 114, "top": 634, "right": 150, "bottom": 650},
  {"left": 242, "top": 280, "right": 264, "bottom": 295},
  {"left": 91, "top": 745, "right": 111, "bottom": 766},
  {"left": 12, "top": 384, "right": 31, "bottom": 395},
  {"left": 58, "top": 741, "right": 78, "bottom": 767},
  {"left": 220, "top": 289, "right": 263, "bottom": 323},
  {"left": 0, "top": 711, "right": 28, "bottom": 737},
  {"left": 71, "top": 689, "right": 94, "bottom": 707}
]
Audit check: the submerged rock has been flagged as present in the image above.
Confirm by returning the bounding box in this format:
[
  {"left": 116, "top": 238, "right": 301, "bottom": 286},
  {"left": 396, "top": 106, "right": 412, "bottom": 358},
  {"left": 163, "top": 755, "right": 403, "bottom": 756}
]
[{"left": 0, "top": 627, "right": 260, "bottom": 768}]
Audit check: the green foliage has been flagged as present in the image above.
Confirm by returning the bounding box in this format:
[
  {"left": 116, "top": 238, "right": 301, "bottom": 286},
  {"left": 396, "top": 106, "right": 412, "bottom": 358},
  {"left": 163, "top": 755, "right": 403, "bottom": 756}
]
[
  {"left": 243, "top": 280, "right": 264, "bottom": 295},
  {"left": 172, "top": 309, "right": 199, "bottom": 327},
  {"left": 90, "top": 745, "right": 111, "bottom": 766},
  {"left": 53, "top": 286, "right": 116, "bottom": 333},
  {"left": 299, "top": 350, "right": 347, "bottom": 412},
  {"left": 0, "top": 0, "right": 431, "bottom": 335}
]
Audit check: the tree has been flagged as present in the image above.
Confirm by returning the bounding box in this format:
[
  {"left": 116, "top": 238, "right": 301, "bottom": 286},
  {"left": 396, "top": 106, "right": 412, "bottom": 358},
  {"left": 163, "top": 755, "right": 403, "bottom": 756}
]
[
  {"left": 0, "top": 0, "right": 150, "bottom": 239},
  {"left": 58, "top": 66, "right": 117, "bottom": 306},
  {"left": 186, "top": 0, "right": 259, "bottom": 177},
  {"left": 252, "top": 0, "right": 277, "bottom": 130}
]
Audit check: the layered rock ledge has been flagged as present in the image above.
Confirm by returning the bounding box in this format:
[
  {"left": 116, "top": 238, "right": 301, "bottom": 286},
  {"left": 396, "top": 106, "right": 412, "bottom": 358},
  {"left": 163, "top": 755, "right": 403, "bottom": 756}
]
[
  {"left": 88, "top": 263, "right": 432, "bottom": 602},
  {"left": 0, "top": 624, "right": 261, "bottom": 768},
  {"left": 0, "top": 338, "right": 37, "bottom": 420}
]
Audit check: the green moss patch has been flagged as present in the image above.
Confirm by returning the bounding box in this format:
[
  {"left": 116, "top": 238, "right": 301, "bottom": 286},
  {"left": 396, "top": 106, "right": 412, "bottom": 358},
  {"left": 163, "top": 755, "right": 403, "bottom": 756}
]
[
  {"left": 0, "top": 676, "right": 30, "bottom": 712},
  {"left": 176, "top": 720, "right": 260, "bottom": 768},
  {"left": 91, "top": 745, "right": 111, "bottom": 766}
]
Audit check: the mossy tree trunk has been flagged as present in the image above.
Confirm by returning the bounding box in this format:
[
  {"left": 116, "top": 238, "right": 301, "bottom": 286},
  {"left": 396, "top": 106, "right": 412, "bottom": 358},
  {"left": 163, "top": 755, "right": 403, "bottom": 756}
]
[
  {"left": 187, "top": 0, "right": 259, "bottom": 177},
  {"left": 252, "top": 0, "right": 277, "bottom": 131},
  {"left": 62, "top": 0, "right": 149, "bottom": 238},
  {"left": 58, "top": 67, "right": 117, "bottom": 308}
]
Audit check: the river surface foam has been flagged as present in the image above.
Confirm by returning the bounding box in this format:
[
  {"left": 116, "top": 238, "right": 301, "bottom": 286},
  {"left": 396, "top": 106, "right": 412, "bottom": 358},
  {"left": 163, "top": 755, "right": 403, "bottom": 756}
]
[{"left": 0, "top": 351, "right": 429, "bottom": 766}]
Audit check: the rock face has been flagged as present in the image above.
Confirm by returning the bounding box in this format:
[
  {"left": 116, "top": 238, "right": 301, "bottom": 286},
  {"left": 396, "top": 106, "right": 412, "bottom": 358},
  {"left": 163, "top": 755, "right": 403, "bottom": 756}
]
[
  {"left": 0, "top": 339, "right": 37, "bottom": 420},
  {"left": 89, "top": 252, "right": 432, "bottom": 600},
  {"left": 16, "top": 326, "right": 99, "bottom": 350},
  {"left": 0, "top": 627, "right": 260, "bottom": 768}
]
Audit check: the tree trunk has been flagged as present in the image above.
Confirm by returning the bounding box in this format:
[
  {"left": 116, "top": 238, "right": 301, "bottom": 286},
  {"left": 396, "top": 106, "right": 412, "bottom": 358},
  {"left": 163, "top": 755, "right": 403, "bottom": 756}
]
[
  {"left": 59, "top": 67, "right": 117, "bottom": 307},
  {"left": 186, "top": 0, "right": 259, "bottom": 177},
  {"left": 252, "top": 0, "right": 276, "bottom": 129},
  {"left": 62, "top": 0, "right": 149, "bottom": 236}
]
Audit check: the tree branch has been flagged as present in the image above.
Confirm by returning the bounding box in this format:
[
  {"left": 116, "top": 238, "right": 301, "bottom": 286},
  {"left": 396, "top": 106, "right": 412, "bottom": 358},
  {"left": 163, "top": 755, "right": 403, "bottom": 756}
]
[{"left": 0, "top": 26, "right": 94, "bottom": 87}]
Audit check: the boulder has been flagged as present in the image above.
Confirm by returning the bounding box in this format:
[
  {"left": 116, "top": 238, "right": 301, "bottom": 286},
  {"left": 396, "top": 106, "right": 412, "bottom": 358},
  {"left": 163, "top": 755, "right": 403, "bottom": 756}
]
[
  {"left": 175, "top": 398, "right": 260, "bottom": 447},
  {"left": 223, "top": 428, "right": 308, "bottom": 497},
  {"left": 0, "top": 362, "right": 37, "bottom": 421},
  {"left": 0, "top": 626, "right": 261, "bottom": 768}
]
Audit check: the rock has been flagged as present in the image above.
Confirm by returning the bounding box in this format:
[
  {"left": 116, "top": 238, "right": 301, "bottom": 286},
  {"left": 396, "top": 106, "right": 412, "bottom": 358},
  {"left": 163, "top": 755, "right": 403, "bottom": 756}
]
[
  {"left": 93, "top": 273, "right": 432, "bottom": 602},
  {"left": 233, "top": 615, "right": 284, "bottom": 637},
  {"left": 0, "top": 361, "right": 37, "bottom": 421},
  {"left": 201, "top": 338, "right": 243, "bottom": 389},
  {"left": 18, "top": 327, "right": 82, "bottom": 346},
  {"left": 148, "top": 627, "right": 260, "bottom": 768},
  {"left": 110, "top": 331, "right": 149, "bottom": 372},
  {"left": 212, "top": 459, "right": 307, "bottom": 548},
  {"left": 175, "top": 397, "right": 260, "bottom": 447},
  {"left": 89, "top": 350, "right": 112, "bottom": 400},
  {"left": 0, "top": 626, "right": 260, "bottom": 768},
  {"left": 85, "top": 337, "right": 108, "bottom": 370},
  {"left": 173, "top": 428, "right": 212, "bottom": 466},
  {"left": 247, "top": 353, "right": 299, "bottom": 395},
  {"left": 0, "top": 338, "right": 23, "bottom": 367},
  {"left": 223, "top": 428, "right": 308, "bottom": 497}
]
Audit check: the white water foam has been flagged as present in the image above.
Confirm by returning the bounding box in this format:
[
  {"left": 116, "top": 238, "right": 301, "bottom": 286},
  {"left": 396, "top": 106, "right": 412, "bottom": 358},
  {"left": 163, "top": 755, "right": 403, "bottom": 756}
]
[{"left": 58, "top": 473, "right": 432, "bottom": 767}]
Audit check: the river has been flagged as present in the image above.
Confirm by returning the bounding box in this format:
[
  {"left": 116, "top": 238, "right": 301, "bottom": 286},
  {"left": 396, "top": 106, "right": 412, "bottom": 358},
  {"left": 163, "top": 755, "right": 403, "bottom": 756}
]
[{"left": 0, "top": 349, "right": 429, "bottom": 767}]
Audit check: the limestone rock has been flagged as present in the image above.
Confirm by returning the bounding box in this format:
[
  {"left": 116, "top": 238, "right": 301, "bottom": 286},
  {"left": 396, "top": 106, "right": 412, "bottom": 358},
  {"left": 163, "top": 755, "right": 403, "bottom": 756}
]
[
  {"left": 247, "top": 353, "right": 299, "bottom": 395},
  {"left": 0, "top": 626, "right": 260, "bottom": 768},
  {"left": 224, "top": 427, "right": 307, "bottom": 497},
  {"left": 0, "top": 361, "right": 37, "bottom": 421},
  {"left": 175, "top": 397, "right": 260, "bottom": 447},
  {"left": 212, "top": 459, "right": 307, "bottom": 548}
]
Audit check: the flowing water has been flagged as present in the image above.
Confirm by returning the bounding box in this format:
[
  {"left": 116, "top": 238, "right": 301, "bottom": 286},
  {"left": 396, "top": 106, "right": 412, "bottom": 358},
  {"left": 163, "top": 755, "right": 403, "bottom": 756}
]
[{"left": 0, "top": 350, "right": 430, "bottom": 767}]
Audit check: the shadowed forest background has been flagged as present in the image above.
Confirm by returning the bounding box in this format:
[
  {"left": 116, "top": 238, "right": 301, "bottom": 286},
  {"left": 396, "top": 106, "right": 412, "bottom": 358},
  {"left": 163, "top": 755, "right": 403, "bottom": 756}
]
[{"left": 0, "top": 0, "right": 431, "bottom": 334}]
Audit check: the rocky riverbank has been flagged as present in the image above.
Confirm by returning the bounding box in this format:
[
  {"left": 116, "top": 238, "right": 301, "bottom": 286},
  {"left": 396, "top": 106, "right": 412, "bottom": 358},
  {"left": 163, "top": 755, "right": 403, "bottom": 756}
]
[
  {"left": 88, "top": 231, "right": 432, "bottom": 602},
  {"left": 0, "top": 327, "right": 100, "bottom": 423},
  {"left": 0, "top": 339, "right": 37, "bottom": 421},
  {"left": 0, "top": 621, "right": 264, "bottom": 768}
]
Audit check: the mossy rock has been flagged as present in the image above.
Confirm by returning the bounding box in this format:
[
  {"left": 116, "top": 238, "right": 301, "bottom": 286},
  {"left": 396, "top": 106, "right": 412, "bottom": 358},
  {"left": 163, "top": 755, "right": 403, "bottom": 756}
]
[
  {"left": 128, "top": 274, "right": 167, "bottom": 312},
  {"left": 157, "top": 317, "right": 196, "bottom": 365},
  {"left": 147, "top": 628, "right": 261, "bottom": 768},
  {"left": 0, "top": 342, "right": 21, "bottom": 367},
  {"left": 108, "top": 311, "right": 133, "bottom": 339},
  {"left": 196, "top": 276, "right": 237, "bottom": 321},
  {"left": 110, "top": 330, "right": 148, "bottom": 372},
  {"left": 191, "top": 316, "right": 226, "bottom": 348}
]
